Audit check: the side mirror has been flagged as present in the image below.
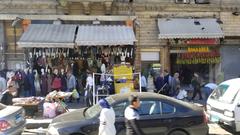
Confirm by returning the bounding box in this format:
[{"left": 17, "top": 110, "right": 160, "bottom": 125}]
[{"left": 237, "top": 102, "right": 240, "bottom": 107}]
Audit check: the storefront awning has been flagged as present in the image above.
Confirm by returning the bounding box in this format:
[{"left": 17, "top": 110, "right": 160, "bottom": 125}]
[
  {"left": 158, "top": 18, "right": 224, "bottom": 39},
  {"left": 76, "top": 25, "right": 136, "bottom": 46},
  {"left": 17, "top": 24, "right": 77, "bottom": 48}
]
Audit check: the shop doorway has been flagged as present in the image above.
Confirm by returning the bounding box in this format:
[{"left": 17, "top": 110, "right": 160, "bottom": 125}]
[{"left": 170, "top": 53, "right": 209, "bottom": 85}]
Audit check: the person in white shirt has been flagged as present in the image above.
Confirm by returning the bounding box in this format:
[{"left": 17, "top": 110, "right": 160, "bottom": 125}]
[
  {"left": 85, "top": 73, "right": 93, "bottom": 107},
  {"left": 98, "top": 98, "right": 116, "bottom": 135},
  {"left": 0, "top": 74, "right": 6, "bottom": 94},
  {"left": 124, "top": 95, "right": 145, "bottom": 135},
  {"left": 141, "top": 74, "right": 147, "bottom": 92}
]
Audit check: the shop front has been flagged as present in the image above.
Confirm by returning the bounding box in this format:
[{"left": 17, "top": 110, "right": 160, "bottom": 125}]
[
  {"left": 158, "top": 18, "right": 224, "bottom": 84},
  {"left": 17, "top": 21, "right": 137, "bottom": 97}
]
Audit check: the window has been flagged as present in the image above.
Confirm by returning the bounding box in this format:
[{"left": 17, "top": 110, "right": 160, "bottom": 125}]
[
  {"left": 161, "top": 102, "right": 175, "bottom": 114},
  {"left": 139, "top": 101, "right": 160, "bottom": 116},
  {"left": 112, "top": 101, "right": 129, "bottom": 117}
]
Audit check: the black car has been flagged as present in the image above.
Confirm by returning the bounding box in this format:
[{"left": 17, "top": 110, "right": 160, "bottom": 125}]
[{"left": 47, "top": 92, "right": 209, "bottom": 135}]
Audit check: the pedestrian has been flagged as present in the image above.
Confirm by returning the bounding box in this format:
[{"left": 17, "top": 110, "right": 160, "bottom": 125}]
[
  {"left": 191, "top": 73, "right": 203, "bottom": 100},
  {"left": 66, "top": 71, "right": 77, "bottom": 103},
  {"left": 0, "top": 73, "right": 6, "bottom": 94},
  {"left": 154, "top": 73, "right": 164, "bottom": 94},
  {"left": 85, "top": 72, "right": 93, "bottom": 107},
  {"left": 203, "top": 82, "right": 217, "bottom": 101},
  {"left": 170, "top": 72, "right": 181, "bottom": 96},
  {"left": 163, "top": 69, "right": 172, "bottom": 96},
  {"left": 1, "top": 81, "right": 17, "bottom": 105},
  {"left": 124, "top": 95, "right": 145, "bottom": 135},
  {"left": 98, "top": 98, "right": 116, "bottom": 135},
  {"left": 141, "top": 73, "right": 147, "bottom": 92}
]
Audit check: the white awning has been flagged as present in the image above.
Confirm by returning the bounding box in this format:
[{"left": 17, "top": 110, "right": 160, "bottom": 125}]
[
  {"left": 158, "top": 18, "right": 224, "bottom": 39},
  {"left": 17, "top": 24, "right": 77, "bottom": 48},
  {"left": 76, "top": 25, "right": 136, "bottom": 46}
]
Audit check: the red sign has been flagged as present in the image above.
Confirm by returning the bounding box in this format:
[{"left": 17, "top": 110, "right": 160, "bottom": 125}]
[{"left": 185, "top": 39, "right": 218, "bottom": 45}]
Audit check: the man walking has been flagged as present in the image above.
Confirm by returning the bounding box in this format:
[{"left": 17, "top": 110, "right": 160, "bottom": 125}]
[{"left": 124, "top": 95, "right": 145, "bottom": 135}]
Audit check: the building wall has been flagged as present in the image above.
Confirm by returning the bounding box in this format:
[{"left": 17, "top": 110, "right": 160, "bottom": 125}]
[{"left": 0, "top": 0, "right": 240, "bottom": 76}]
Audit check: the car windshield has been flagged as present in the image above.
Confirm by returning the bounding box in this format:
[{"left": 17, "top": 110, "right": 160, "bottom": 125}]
[
  {"left": 210, "top": 84, "right": 238, "bottom": 104},
  {"left": 85, "top": 97, "right": 115, "bottom": 118},
  {"left": 0, "top": 103, "right": 6, "bottom": 110}
]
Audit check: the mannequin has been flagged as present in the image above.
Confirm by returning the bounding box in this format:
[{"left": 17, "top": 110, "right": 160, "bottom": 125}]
[
  {"left": 120, "top": 52, "right": 126, "bottom": 64},
  {"left": 47, "top": 68, "right": 52, "bottom": 93},
  {"left": 125, "top": 52, "right": 131, "bottom": 63},
  {"left": 33, "top": 69, "right": 41, "bottom": 96},
  {"left": 114, "top": 52, "right": 121, "bottom": 64},
  {"left": 51, "top": 69, "right": 62, "bottom": 91},
  {"left": 60, "top": 68, "right": 67, "bottom": 92},
  {"left": 27, "top": 68, "right": 36, "bottom": 96},
  {"left": 40, "top": 68, "right": 48, "bottom": 96}
]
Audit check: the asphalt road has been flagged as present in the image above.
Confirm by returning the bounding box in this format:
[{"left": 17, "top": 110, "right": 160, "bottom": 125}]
[{"left": 21, "top": 123, "right": 233, "bottom": 135}]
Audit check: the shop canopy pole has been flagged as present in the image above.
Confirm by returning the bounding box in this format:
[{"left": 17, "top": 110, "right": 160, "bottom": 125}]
[{"left": 93, "top": 73, "right": 96, "bottom": 105}]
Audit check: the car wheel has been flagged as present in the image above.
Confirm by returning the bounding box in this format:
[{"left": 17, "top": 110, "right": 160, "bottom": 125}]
[{"left": 169, "top": 130, "right": 188, "bottom": 135}]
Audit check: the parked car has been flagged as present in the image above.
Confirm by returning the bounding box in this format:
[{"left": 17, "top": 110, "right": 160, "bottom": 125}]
[
  {"left": 207, "top": 78, "right": 240, "bottom": 132},
  {"left": 47, "top": 92, "right": 208, "bottom": 135},
  {"left": 0, "top": 103, "right": 26, "bottom": 135}
]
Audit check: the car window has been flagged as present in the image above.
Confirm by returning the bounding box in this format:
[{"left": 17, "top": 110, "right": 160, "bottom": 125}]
[
  {"left": 112, "top": 101, "right": 129, "bottom": 117},
  {"left": 139, "top": 101, "right": 160, "bottom": 116},
  {"left": 0, "top": 103, "right": 6, "bottom": 110},
  {"left": 161, "top": 102, "right": 175, "bottom": 114}
]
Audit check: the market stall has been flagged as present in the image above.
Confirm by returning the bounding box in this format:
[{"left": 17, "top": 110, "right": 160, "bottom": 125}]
[{"left": 13, "top": 97, "right": 44, "bottom": 116}]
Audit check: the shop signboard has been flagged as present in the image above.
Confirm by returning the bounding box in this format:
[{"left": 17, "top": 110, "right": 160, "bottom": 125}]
[
  {"left": 185, "top": 39, "right": 218, "bottom": 45},
  {"left": 113, "top": 65, "right": 134, "bottom": 94}
]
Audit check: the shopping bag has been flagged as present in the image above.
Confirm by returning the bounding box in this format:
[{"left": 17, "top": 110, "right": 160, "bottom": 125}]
[{"left": 72, "top": 89, "right": 80, "bottom": 99}]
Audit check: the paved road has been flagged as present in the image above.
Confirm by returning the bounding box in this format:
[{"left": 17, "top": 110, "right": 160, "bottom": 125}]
[
  {"left": 208, "top": 123, "right": 232, "bottom": 135},
  {"left": 22, "top": 122, "right": 232, "bottom": 135}
]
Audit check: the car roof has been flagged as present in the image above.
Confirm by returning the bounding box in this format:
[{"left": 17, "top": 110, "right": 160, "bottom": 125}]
[
  {"left": 220, "top": 78, "right": 240, "bottom": 87},
  {"left": 109, "top": 92, "right": 200, "bottom": 110}
]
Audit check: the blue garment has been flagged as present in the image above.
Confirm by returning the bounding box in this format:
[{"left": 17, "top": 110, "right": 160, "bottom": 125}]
[
  {"left": 155, "top": 76, "right": 164, "bottom": 91},
  {"left": 99, "top": 98, "right": 110, "bottom": 109},
  {"left": 203, "top": 87, "right": 213, "bottom": 101},
  {"left": 27, "top": 72, "right": 36, "bottom": 96},
  {"left": 67, "top": 75, "right": 76, "bottom": 91}
]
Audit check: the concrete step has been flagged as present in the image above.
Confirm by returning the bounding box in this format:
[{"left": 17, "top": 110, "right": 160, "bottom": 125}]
[{"left": 25, "top": 119, "right": 52, "bottom": 129}]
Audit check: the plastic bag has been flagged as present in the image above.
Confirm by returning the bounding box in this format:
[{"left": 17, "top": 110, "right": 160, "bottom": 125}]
[
  {"left": 43, "top": 102, "right": 56, "bottom": 118},
  {"left": 72, "top": 89, "right": 80, "bottom": 99}
]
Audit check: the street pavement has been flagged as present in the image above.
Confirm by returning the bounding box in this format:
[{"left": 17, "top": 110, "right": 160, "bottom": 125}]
[{"left": 21, "top": 95, "right": 234, "bottom": 135}]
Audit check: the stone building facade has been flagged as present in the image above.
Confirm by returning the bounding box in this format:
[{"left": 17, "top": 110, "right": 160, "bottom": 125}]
[{"left": 0, "top": 0, "right": 240, "bottom": 82}]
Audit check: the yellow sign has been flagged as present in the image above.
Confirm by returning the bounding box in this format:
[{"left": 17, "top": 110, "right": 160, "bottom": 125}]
[
  {"left": 113, "top": 65, "right": 134, "bottom": 94},
  {"left": 187, "top": 47, "right": 209, "bottom": 52}
]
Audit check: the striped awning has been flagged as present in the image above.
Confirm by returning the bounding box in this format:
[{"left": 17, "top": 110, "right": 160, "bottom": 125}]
[
  {"left": 158, "top": 18, "right": 224, "bottom": 39},
  {"left": 76, "top": 25, "right": 136, "bottom": 46},
  {"left": 17, "top": 24, "right": 77, "bottom": 48}
]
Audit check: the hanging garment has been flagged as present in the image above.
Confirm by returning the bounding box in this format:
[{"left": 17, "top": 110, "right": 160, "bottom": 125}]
[
  {"left": 34, "top": 73, "right": 41, "bottom": 96},
  {"left": 51, "top": 75, "right": 62, "bottom": 91},
  {"left": 60, "top": 74, "right": 67, "bottom": 92},
  {"left": 47, "top": 73, "right": 52, "bottom": 93},
  {"left": 27, "top": 72, "right": 36, "bottom": 96},
  {"left": 40, "top": 74, "right": 48, "bottom": 96}
]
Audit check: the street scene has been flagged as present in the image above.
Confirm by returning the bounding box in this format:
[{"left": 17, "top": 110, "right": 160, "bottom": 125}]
[{"left": 0, "top": 0, "right": 240, "bottom": 135}]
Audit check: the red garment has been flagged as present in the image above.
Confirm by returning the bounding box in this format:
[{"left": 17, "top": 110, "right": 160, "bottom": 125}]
[{"left": 51, "top": 76, "right": 62, "bottom": 90}]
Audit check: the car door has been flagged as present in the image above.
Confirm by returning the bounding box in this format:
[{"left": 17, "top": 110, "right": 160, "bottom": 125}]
[{"left": 137, "top": 100, "right": 176, "bottom": 135}]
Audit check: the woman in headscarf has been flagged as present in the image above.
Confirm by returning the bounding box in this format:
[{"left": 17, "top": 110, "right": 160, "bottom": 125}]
[{"left": 98, "top": 98, "right": 116, "bottom": 135}]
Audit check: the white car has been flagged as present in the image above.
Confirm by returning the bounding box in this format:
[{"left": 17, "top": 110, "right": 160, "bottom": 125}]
[
  {"left": 207, "top": 78, "right": 240, "bottom": 132},
  {"left": 0, "top": 103, "right": 26, "bottom": 135}
]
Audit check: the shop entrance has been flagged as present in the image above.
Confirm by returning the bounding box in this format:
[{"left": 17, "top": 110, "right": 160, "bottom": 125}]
[{"left": 170, "top": 53, "right": 209, "bottom": 85}]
